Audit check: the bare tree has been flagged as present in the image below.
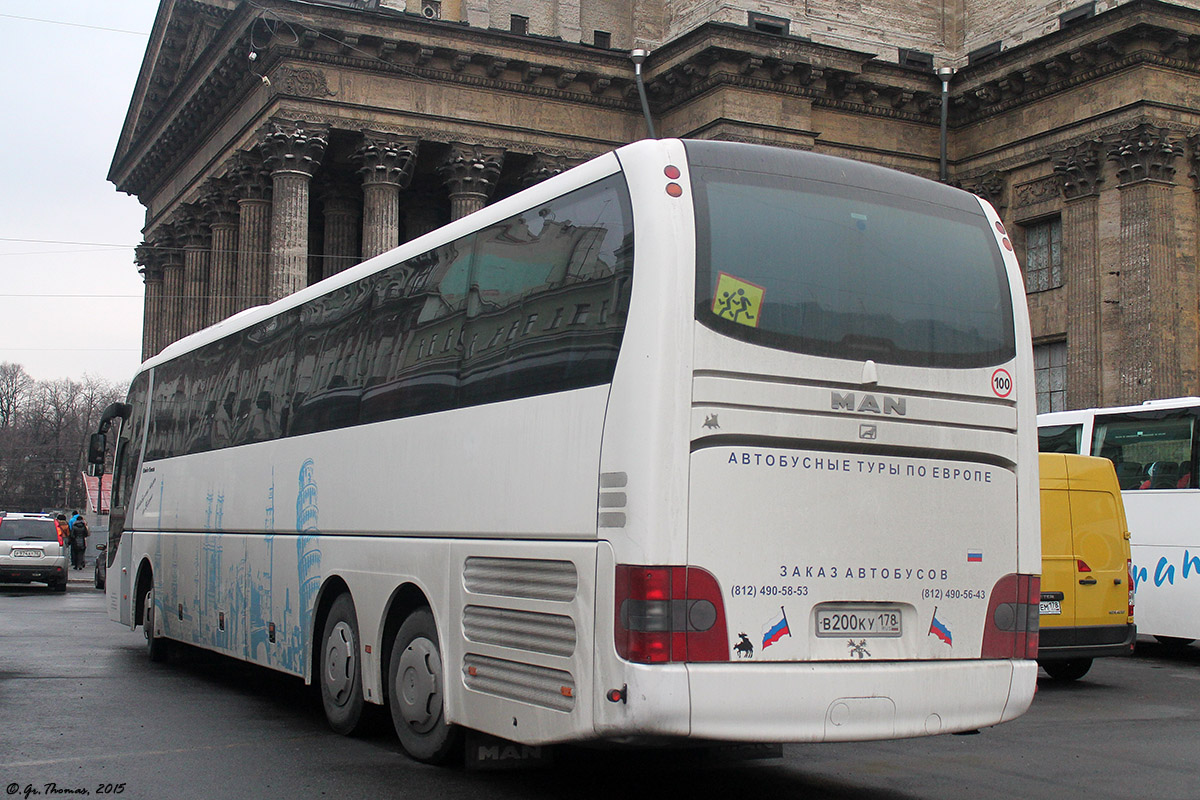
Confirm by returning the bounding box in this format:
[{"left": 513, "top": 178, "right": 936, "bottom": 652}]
[
  {"left": 0, "top": 367, "right": 125, "bottom": 512},
  {"left": 0, "top": 361, "right": 33, "bottom": 429}
]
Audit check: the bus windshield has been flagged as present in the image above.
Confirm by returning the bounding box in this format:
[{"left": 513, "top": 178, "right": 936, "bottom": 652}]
[{"left": 688, "top": 142, "right": 1014, "bottom": 368}]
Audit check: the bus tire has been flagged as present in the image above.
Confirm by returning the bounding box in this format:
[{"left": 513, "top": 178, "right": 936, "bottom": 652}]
[
  {"left": 143, "top": 584, "right": 168, "bottom": 663},
  {"left": 388, "top": 608, "right": 460, "bottom": 764},
  {"left": 1042, "top": 658, "right": 1092, "bottom": 681},
  {"left": 319, "top": 593, "right": 366, "bottom": 735}
]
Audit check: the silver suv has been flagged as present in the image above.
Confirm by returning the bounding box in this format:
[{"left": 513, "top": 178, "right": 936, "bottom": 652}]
[{"left": 0, "top": 513, "right": 69, "bottom": 591}]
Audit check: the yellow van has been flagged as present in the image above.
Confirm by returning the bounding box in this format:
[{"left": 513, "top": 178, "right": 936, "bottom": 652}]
[{"left": 1038, "top": 453, "right": 1136, "bottom": 680}]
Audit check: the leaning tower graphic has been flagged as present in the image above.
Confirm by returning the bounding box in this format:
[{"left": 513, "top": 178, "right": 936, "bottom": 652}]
[{"left": 295, "top": 459, "right": 322, "bottom": 672}]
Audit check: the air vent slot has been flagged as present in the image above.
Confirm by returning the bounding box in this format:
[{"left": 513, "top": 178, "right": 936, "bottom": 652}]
[
  {"left": 463, "top": 654, "right": 576, "bottom": 711},
  {"left": 463, "top": 557, "right": 578, "bottom": 602},
  {"left": 463, "top": 606, "right": 577, "bottom": 657}
]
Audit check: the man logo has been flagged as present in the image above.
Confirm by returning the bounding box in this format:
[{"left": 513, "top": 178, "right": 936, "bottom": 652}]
[
  {"left": 859, "top": 424, "right": 877, "bottom": 440},
  {"left": 831, "top": 392, "right": 906, "bottom": 416}
]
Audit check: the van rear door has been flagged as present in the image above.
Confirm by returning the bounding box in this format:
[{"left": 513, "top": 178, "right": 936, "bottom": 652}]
[
  {"left": 1065, "top": 456, "right": 1131, "bottom": 627},
  {"left": 1038, "top": 454, "right": 1077, "bottom": 629}
]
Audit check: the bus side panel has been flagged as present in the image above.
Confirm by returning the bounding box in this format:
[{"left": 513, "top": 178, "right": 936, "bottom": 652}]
[
  {"left": 130, "top": 388, "right": 609, "bottom": 541},
  {"left": 1126, "top": 491, "right": 1200, "bottom": 639},
  {"left": 109, "top": 529, "right": 133, "bottom": 626},
  {"left": 442, "top": 540, "right": 599, "bottom": 745}
]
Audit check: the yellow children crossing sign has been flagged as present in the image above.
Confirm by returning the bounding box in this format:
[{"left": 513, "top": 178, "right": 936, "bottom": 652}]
[{"left": 712, "top": 272, "right": 765, "bottom": 328}]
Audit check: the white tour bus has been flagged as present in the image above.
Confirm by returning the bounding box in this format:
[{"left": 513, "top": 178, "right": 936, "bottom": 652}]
[
  {"left": 1039, "top": 398, "right": 1200, "bottom": 645},
  {"left": 91, "top": 138, "right": 1041, "bottom": 763}
]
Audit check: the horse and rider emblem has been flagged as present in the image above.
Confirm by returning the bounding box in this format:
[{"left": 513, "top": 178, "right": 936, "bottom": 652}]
[{"left": 734, "top": 632, "right": 754, "bottom": 658}]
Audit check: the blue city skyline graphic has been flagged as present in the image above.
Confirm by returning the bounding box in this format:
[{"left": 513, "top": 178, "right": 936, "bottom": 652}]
[{"left": 161, "top": 460, "right": 322, "bottom": 676}]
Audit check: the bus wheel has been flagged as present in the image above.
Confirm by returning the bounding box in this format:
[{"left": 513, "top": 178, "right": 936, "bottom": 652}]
[
  {"left": 320, "top": 594, "right": 365, "bottom": 735},
  {"left": 1042, "top": 658, "right": 1092, "bottom": 681},
  {"left": 388, "top": 608, "right": 460, "bottom": 763},
  {"left": 143, "top": 585, "right": 168, "bottom": 663}
]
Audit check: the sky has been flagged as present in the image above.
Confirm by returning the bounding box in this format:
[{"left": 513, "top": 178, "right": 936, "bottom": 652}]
[{"left": 0, "top": 1, "right": 161, "bottom": 387}]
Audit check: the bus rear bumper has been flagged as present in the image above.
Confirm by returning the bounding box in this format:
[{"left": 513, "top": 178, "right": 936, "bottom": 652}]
[{"left": 683, "top": 659, "right": 1037, "bottom": 743}]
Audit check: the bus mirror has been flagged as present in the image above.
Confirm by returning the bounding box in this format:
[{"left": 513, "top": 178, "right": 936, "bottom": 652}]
[
  {"left": 88, "top": 432, "right": 107, "bottom": 475},
  {"left": 98, "top": 402, "right": 131, "bottom": 434}
]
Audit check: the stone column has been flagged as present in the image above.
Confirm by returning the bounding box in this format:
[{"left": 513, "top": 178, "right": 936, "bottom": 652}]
[
  {"left": 178, "top": 206, "right": 211, "bottom": 337},
  {"left": 261, "top": 120, "right": 328, "bottom": 301},
  {"left": 439, "top": 143, "right": 505, "bottom": 221},
  {"left": 158, "top": 224, "right": 185, "bottom": 348},
  {"left": 202, "top": 178, "right": 240, "bottom": 326},
  {"left": 319, "top": 176, "right": 360, "bottom": 278},
  {"left": 1053, "top": 140, "right": 1105, "bottom": 409},
  {"left": 356, "top": 133, "right": 418, "bottom": 259},
  {"left": 1109, "top": 124, "right": 1185, "bottom": 403},
  {"left": 401, "top": 190, "right": 444, "bottom": 240},
  {"left": 135, "top": 242, "right": 165, "bottom": 360},
  {"left": 230, "top": 151, "right": 272, "bottom": 313}
]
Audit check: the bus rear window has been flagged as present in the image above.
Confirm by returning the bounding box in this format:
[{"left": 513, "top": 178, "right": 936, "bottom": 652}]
[{"left": 688, "top": 149, "right": 1015, "bottom": 368}]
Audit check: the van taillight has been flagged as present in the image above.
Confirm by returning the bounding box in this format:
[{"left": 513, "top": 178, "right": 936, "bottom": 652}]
[
  {"left": 1126, "top": 558, "right": 1135, "bottom": 621},
  {"left": 981, "top": 573, "right": 1040, "bottom": 659},
  {"left": 1076, "top": 559, "right": 1092, "bottom": 573},
  {"left": 614, "top": 565, "right": 729, "bottom": 663}
]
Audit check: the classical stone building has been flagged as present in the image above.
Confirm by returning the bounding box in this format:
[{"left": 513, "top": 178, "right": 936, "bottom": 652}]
[{"left": 110, "top": 0, "right": 1200, "bottom": 412}]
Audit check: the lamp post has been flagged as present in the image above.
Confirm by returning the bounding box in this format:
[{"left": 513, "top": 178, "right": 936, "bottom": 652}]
[
  {"left": 937, "top": 66, "right": 955, "bottom": 183},
  {"left": 631, "top": 49, "right": 657, "bottom": 140}
]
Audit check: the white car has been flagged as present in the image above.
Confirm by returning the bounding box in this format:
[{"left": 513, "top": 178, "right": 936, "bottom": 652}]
[{"left": 0, "top": 513, "right": 69, "bottom": 591}]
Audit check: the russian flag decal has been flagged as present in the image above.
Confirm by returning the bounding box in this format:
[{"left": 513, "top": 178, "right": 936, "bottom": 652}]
[
  {"left": 967, "top": 551, "right": 983, "bottom": 563},
  {"left": 761, "top": 607, "right": 791, "bottom": 649},
  {"left": 929, "top": 608, "right": 953, "bottom": 646}
]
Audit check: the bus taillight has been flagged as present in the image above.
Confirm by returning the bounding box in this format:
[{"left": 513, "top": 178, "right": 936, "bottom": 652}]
[
  {"left": 614, "top": 565, "right": 729, "bottom": 663},
  {"left": 980, "top": 573, "right": 1040, "bottom": 659}
]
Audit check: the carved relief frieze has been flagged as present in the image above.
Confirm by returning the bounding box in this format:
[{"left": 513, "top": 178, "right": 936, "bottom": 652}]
[
  {"left": 1013, "top": 175, "right": 1061, "bottom": 210},
  {"left": 273, "top": 67, "right": 336, "bottom": 98}
]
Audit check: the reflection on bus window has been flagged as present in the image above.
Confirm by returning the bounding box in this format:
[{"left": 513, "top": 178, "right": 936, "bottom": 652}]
[
  {"left": 139, "top": 173, "right": 633, "bottom": 461},
  {"left": 1092, "top": 415, "right": 1195, "bottom": 490},
  {"left": 1037, "top": 424, "right": 1082, "bottom": 454}
]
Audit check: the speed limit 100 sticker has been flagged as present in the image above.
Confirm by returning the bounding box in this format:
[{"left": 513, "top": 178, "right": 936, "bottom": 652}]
[{"left": 991, "top": 368, "right": 1013, "bottom": 398}]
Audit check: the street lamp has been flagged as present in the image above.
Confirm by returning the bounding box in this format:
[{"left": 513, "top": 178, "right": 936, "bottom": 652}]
[
  {"left": 631, "top": 48, "right": 657, "bottom": 140},
  {"left": 937, "top": 66, "right": 955, "bottom": 182}
]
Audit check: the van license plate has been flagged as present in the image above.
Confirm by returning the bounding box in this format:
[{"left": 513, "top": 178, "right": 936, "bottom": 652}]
[
  {"left": 815, "top": 607, "right": 902, "bottom": 638},
  {"left": 12, "top": 548, "right": 41, "bottom": 558},
  {"left": 1039, "top": 600, "right": 1061, "bottom": 615}
]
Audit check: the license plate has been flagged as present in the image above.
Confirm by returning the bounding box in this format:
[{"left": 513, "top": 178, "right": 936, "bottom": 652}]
[
  {"left": 1039, "top": 600, "right": 1062, "bottom": 615},
  {"left": 11, "top": 548, "right": 41, "bottom": 558},
  {"left": 815, "top": 606, "right": 903, "bottom": 638}
]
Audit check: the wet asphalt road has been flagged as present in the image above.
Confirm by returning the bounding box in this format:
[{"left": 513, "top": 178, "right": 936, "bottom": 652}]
[{"left": 2, "top": 583, "right": 1199, "bottom": 800}]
